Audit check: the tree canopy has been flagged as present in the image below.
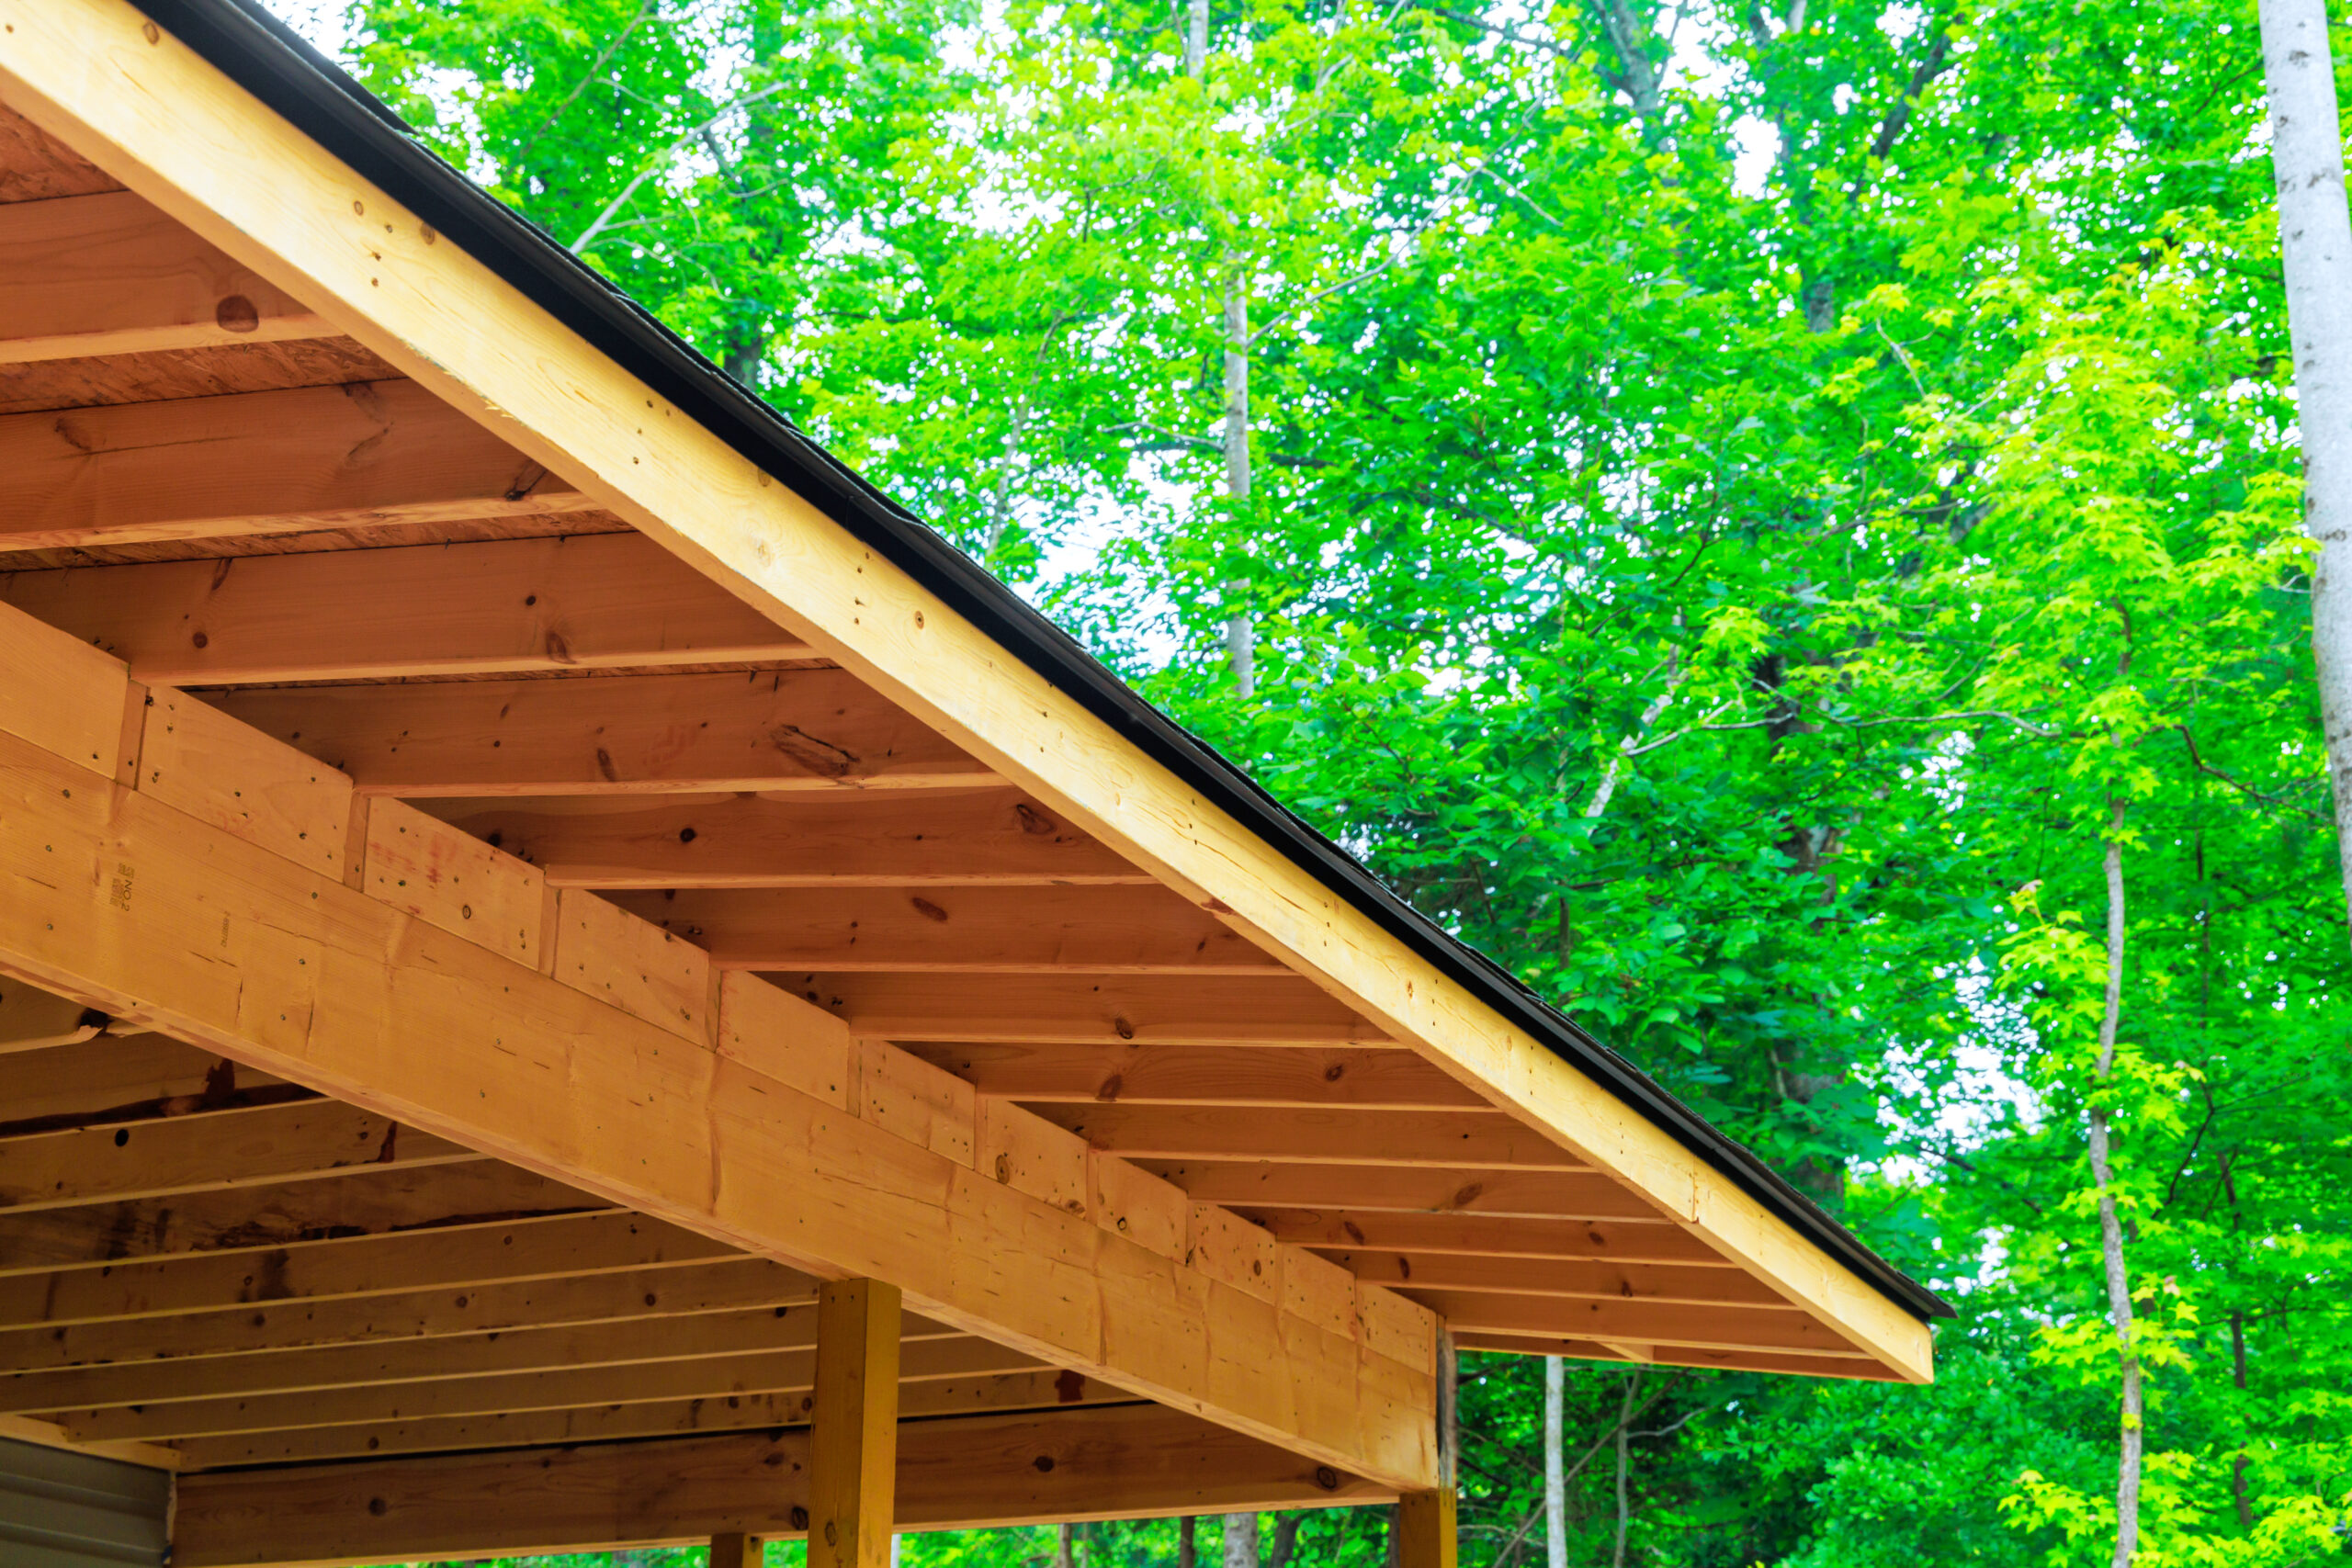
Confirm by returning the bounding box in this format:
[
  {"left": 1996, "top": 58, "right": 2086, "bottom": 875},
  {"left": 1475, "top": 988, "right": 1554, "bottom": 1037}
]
[{"left": 311, "top": 0, "right": 2352, "bottom": 1558}]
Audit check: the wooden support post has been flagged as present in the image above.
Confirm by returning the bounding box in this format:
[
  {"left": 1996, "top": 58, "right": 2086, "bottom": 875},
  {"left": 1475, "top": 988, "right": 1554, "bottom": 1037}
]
[
  {"left": 1395, "top": 1489, "right": 1457, "bottom": 1568},
  {"left": 711, "top": 1532, "right": 764, "bottom": 1568},
  {"left": 810, "top": 1278, "right": 900, "bottom": 1568}
]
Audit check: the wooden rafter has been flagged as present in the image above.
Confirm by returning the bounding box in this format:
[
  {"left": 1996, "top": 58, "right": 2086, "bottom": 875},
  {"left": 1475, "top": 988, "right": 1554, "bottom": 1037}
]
[
  {"left": 435, "top": 790, "right": 1152, "bottom": 888},
  {"left": 0, "top": 379, "right": 581, "bottom": 550},
  {"left": 210, "top": 669, "right": 992, "bottom": 795},
  {"left": 0, "top": 1033, "right": 294, "bottom": 1131},
  {"left": 0, "top": 1256, "right": 817, "bottom": 1371},
  {"left": 0, "top": 1301, "right": 953, "bottom": 1417},
  {"left": 1230, "top": 1209, "right": 1733, "bottom": 1266},
  {"left": 0, "top": 1099, "right": 477, "bottom": 1212},
  {"left": 1038, "top": 1106, "right": 1593, "bottom": 1169},
  {"left": 611, "top": 885, "right": 1284, "bottom": 973},
  {"left": 899, "top": 1043, "right": 1477, "bottom": 1108},
  {"left": 0, "top": 1161, "right": 605, "bottom": 1275},
  {"left": 2, "top": 532, "right": 812, "bottom": 682},
  {"left": 0, "top": 1208, "right": 730, "bottom": 1332},
  {"left": 170, "top": 1367, "right": 1135, "bottom": 1469},
  {"left": 779, "top": 974, "right": 1390, "bottom": 1045},
  {"left": 167, "top": 1404, "right": 1392, "bottom": 1567},
  {"left": 0, "top": 1213, "right": 733, "bottom": 1335},
  {"left": 0, "top": 189, "right": 327, "bottom": 362},
  {"left": 1145, "top": 1163, "right": 1661, "bottom": 1219},
  {"left": 54, "top": 1333, "right": 1042, "bottom": 1444}
]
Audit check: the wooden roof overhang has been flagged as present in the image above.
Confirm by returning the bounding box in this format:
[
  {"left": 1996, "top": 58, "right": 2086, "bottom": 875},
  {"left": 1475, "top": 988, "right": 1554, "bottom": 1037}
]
[{"left": 0, "top": 1, "right": 1943, "bottom": 1562}]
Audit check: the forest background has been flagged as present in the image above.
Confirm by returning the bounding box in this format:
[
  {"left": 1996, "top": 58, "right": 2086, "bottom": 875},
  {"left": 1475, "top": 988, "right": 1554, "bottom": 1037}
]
[{"left": 263, "top": 0, "right": 2352, "bottom": 1561}]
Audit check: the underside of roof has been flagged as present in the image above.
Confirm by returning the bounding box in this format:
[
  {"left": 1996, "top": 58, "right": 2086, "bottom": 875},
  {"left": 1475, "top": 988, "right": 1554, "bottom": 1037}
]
[
  {"left": 0, "top": 0, "right": 1943, "bottom": 1517},
  {"left": 145, "top": 0, "right": 1945, "bottom": 1329}
]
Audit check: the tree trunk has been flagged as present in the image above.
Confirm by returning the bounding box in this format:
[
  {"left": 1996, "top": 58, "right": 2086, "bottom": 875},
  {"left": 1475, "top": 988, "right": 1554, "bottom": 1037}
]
[
  {"left": 1222, "top": 259, "right": 1254, "bottom": 698},
  {"left": 1184, "top": 0, "right": 1208, "bottom": 75},
  {"left": 1179, "top": 1517, "right": 1197, "bottom": 1568},
  {"left": 1544, "top": 1355, "right": 1568, "bottom": 1568},
  {"left": 2087, "top": 803, "right": 2142, "bottom": 1568},
  {"left": 1222, "top": 1513, "right": 1260, "bottom": 1568},
  {"left": 1611, "top": 1368, "right": 1641, "bottom": 1568},
  {"left": 1266, "top": 1514, "right": 1302, "bottom": 1568},
  {"left": 2259, "top": 0, "right": 2352, "bottom": 939},
  {"left": 2230, "top": 1308, "right": 2255, "bottom": 1530}
]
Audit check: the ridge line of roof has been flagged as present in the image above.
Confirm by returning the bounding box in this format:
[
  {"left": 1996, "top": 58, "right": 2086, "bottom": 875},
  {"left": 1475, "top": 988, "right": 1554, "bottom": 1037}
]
[{"left": 135, "top": 0, "right": 1953, "bottom": 1324}]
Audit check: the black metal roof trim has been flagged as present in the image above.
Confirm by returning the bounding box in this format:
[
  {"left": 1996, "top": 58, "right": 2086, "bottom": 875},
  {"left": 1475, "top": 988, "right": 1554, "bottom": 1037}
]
[{"left": 134, "top": 0, "right": 1951, "bottom": 1324}]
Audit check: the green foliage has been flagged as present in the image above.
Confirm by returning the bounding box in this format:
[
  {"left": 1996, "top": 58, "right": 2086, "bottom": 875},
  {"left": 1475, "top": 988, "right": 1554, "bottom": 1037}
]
[{"left": 317, "top": 0, "right": 2352, "bottom": 1561}]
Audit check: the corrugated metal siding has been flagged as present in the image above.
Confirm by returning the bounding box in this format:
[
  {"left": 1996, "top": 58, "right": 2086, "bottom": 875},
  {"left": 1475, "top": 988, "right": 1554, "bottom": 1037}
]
[{"left": 0, "top": 1438, "right": 171, "bottom": 1568}]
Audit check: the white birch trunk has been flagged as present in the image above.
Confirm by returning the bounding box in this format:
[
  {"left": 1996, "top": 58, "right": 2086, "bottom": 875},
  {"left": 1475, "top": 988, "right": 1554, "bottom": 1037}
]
[
  {"left": 1544, "top": 1356, "right": 1568, "bottom": 1568},
  {"left": 2259, "top": 0, "right": 2352, "bottom": 937},
  {"left": 1222, "top": 1513, "right": 1259, "bottom": 1568}
]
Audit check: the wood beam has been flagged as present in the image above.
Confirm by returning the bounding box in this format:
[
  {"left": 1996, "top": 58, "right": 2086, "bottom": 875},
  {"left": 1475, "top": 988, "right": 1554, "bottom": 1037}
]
[
  {"left": 0, "top": 1161, "right": 607, "bottom": 1275},
  {"left": 0, "top": 1255, "right": 811, "bottom": 1372},
  {"left": 0, "top": 1099, "right": 476, "bottom": 1213},
  {"left": 209, "top": 670, "right": 991, "bottom": 795},
  {"left": 0, "top": 686, "right": 1437, "bottom": 1486},
  {"left": 0, "top": 1034, "right": 293, "bottom": 1132},
  {"left": 0, "top": 189, "right": 326, "bottom": 362},
  {"left": 778, "top": 974, "right": 1389, "bottom": 1046},
  {"left": 1311, "top": 1254, "right": 1787, "bottom": 1307},
  {"left": 435, "top": 790, "right": 1151, "bottom": 888},
  {"left": 712, "top": 1533, "right": 763, "bottom": 1568},
  {"left": 1452, "top": 1332, "right": 1910, "bottom": 1382},
  {"left": 170, "top": 1368, "right": 1134, "bottom": 1469},
  {"left": 1, "top": 533, "right": 810, "bottom": 683},
  {"left": 0, "top": 1207, "right": 732, "bottom": 1332},
  {"left": 900, "top": 1043, "right": 1475, "bottom": 1110},
  {"left": 0, "top": 0, "right": 1929, "bottom": 1381},
  {"left": 610, "top": 886, "right": 1283, "bottom": 974},
  {"left": 0, "top": 1411, "right": 182, "bottom": 1472},
  {"left": 1231, "top": 1210, "right": 1730, "bottom": 1268},
  {"left": 810, "top": 1279, "right": 900, "bottom": 1568},
  {"left": 0, "top": 380, "right": 582, "bottom": 551},
  {"left": 168, "top": 1404, "right": 1390, "bottom": 1567},
  {"left": 1037, "top": 1107, "right": 1589, "bottom": 1169},
  {"left": 1401, "top": 1293, "right": 1857, "bottom": 1357},
  {"left": 0, "top": 1301, "right": 946, "bottom": 1416},
  {"left": 1145, "top": 1164, "right": 1661, "bottom": 1220},
  {"left": 59, "top": 1333, "right": 1037, "bottom": 1444},
  {"left": 0, "top": 977, "right": 103, "bottom": 1054},
  {"left": 1396, "top": 1489, "right": 1457, "bottom": 1568}
]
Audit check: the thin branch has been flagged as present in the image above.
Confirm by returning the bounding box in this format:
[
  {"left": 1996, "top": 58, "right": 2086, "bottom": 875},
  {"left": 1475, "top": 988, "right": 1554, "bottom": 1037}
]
[
  {"left": 513, "top": 0, "right": 661, "bottom": 169},
  {"left": 571, "top": 81, "right": 792, "bottom": 254},
  {"left": 2175, "top": 727, "right": 2331, "bottom": 822}
]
